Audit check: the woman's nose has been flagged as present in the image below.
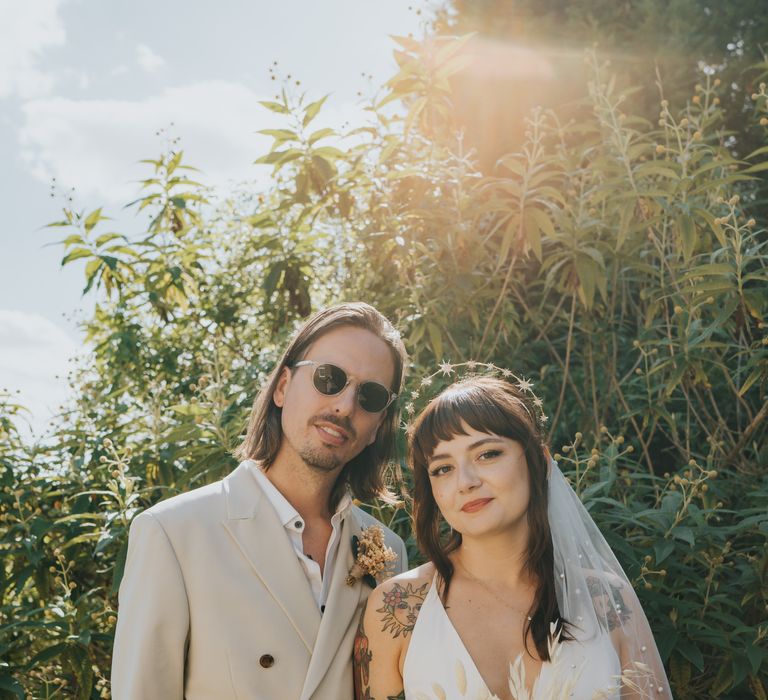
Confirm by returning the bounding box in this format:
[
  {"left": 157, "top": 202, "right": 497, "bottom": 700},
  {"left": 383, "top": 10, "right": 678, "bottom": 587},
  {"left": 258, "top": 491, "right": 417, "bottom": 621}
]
[{"left": 456, "top": 461, "right": 481, "bottom": 492}]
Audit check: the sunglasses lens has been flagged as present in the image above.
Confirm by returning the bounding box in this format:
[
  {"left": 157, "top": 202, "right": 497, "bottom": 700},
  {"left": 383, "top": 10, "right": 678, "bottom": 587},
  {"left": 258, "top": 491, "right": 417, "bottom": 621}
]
[
  {"left": 313, "top": 364, "right": 347, "bottom": 395},
  {"left": 306, "top": 362, "right": 391, "bottom": 412},
  {"left": 358, "top": 381, "right": 391, "bottom": 413}
]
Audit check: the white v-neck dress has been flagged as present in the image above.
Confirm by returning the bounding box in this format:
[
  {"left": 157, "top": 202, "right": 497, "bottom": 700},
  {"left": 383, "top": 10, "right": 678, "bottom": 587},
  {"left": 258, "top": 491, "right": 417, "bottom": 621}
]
[{"left": 403, "top": 577, "right": 621, "bottom": 700}]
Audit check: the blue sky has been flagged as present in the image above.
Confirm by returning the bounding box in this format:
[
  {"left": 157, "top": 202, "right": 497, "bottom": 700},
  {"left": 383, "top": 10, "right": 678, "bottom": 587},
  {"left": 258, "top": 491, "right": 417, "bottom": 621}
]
[{"left": 0, "top": 0, "right": 426, "bottom": 435}]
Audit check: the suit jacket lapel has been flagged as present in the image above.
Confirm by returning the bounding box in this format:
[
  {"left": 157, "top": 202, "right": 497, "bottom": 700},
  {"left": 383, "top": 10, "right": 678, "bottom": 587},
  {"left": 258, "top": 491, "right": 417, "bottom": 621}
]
[
  {"left": 301, "top": 511, "right": 365, "bottom": 700},
  {"left": 221, "top": 461, "right": 321, "bottom": 653}
]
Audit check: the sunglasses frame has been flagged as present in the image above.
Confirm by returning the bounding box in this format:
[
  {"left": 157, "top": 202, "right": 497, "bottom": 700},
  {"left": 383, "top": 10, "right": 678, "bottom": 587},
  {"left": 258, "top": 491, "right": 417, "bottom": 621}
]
[{"left": 291, "top": 360, "right": 398, "bottom": 413}]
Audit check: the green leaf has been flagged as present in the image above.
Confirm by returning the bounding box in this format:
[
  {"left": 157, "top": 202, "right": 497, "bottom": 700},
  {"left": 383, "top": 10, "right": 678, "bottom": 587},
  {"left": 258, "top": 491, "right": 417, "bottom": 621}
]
[
  {"left": 747, "top": 646, "right": 766, "bottom": 674},
  {"left": 166, "top": 150, "right": 183, "bottom": 175},
  {"left": 574, "top": 256, "right": 597, "bottom": 309},
  {"left": 677, "top": 214, "right": 697, "bottom": 262},
  {"left": 745, "top": 144, "right": 768, "bottom": 160},
  {"left": 263, "top": 261, "right": 285, "bottom": 297},
  {"left": 683, "top": 263, "right": 733, "bottom": 279},
  {"left": 497, "top": 216, "right": 518, "bottom": 265},
  {"left": 677, "top": 640, "right": 704, "bottom": 671},
  {"left": 671, "top": 526, "right": 695, "bottom": 547},
  {"left": 254, "top": 149, "right": 302, "bottom": 166},
  {"left": 635, "top": 163, "right": 680, "bottom": 179},
  {"left": 310, "top": 155, "right": 335, "bottom": 190},
  {"left": 390, "top": 34, "right": 421, "bottom": 53},
  {"left": 522, "top": 209, "right": 543, "bottom": 261},
  {"left": 61, "top": 247, "right": 92, "bottom": 266},
  {"left": 616, "top": 201, "right": 635, "bottom": 250},
  {"left": 527, "top": 207, "right": 556, "bottom": 239},
  {"left": 0, "top": 674, "right": 24, "bottom": 699},
  {"left": 664, "top": 361, "right": 688, "bottom": 397},
  {"left": 739, "top": 367, "right": 764, "bottom": 396},
  {"left": 307, "top": 127, "right": 336, "bottom": 145},
  {"left": 27, "top": 641, "right": 71, "bottom": 667},
  {"left": 259, "top": 100, "right": 290, "bottom": 114},
  {"left": 710, "top": 663, "right": 734, "bottom": 697},
  {"left": 743, "top": 161, "right": 768, "bottom": 174},
  {"left": 60, "top": 233, "right": 85, "bottom": 247},
  {"left": 84, "top": 207, "right": 106, "bottom": 233},
  {"left": 311, "top": 146, "right": 345, "bottom": 160},
  {"left": 302, "top": 95, "right": 328, "bottom": 128},
  {"left": 257, "top": 128, "right": 298, "bottom": 142},
  {"left": 427, "top": 322, "right": 443, "bottom": 359},
  {"left": 653, "top": 539, "right": 675, "bottom": 565},
  {"left": 95, "top": 232, "right": 124, "bottom": 247}
]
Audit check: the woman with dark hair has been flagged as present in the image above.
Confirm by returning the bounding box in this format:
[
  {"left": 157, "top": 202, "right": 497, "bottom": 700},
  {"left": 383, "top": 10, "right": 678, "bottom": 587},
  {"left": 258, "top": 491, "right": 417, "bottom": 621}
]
[{"left": 354, "top": 374, "right": 671, "bottom": 700}]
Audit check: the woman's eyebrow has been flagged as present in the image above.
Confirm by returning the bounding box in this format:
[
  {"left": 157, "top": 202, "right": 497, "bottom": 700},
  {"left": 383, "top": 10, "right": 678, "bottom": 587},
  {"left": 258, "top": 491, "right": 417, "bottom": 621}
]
[
  {"left": 468, "top": 437, "right": 503, "bottom": 450},
  {"left": 428, "top": 437, "right": 503, "bottom": 463}
]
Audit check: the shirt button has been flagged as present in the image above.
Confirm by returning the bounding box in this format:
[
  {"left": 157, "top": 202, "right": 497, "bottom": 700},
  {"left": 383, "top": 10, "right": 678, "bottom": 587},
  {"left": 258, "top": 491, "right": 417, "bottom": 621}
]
[
  {"left": 259, "top": 654, "right": 275, "bottom": 668},
  {"left": 294, "top": 521, "right": 303, "bottom": 530}
]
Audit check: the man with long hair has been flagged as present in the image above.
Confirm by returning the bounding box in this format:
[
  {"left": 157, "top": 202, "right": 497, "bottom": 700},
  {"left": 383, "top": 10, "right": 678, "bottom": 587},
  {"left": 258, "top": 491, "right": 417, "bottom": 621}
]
[{"left": 112, "top": 302, "right": 409, "bottom": 700}]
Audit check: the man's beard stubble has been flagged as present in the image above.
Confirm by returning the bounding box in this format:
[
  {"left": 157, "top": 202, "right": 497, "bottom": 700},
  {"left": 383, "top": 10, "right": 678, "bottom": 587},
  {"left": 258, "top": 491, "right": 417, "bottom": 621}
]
[
  {"left": 298, "top": 413, "right": 356, "bottom": 474},
  {"left": 298, "top": 444, "right": 344, "bottom": 473}
]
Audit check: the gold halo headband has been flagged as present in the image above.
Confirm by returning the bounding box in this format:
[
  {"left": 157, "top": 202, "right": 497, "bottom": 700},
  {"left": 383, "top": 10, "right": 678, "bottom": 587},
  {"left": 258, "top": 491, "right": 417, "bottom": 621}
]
[{"left": 402, "top": 361, "right": 548, "bottom": 430}]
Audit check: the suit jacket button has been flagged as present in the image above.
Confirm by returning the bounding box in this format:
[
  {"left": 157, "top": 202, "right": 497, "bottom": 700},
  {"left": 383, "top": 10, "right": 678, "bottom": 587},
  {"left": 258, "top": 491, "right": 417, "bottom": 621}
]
[{"left": 259, "top": 654, "right": 275, "bottom": 668}]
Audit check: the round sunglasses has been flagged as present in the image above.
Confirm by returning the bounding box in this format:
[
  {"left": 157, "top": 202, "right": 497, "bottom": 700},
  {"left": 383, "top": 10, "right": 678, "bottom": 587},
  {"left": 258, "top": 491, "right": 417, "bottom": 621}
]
[{"left": 292, "top": 360, "right": 397, "bottom": 413}]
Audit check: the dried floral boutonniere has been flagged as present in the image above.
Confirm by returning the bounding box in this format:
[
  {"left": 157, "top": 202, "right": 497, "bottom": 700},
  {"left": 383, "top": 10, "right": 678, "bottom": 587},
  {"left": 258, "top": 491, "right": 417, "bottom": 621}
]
[{"left": 346, "top": 525, "right": 397, "bottom": 588}]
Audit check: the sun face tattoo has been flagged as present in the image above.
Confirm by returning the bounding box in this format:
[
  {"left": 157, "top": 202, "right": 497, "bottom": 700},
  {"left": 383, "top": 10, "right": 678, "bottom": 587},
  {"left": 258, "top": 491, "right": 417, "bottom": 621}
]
[{"left": 377, "top": 582, "right": 429, "bottom": 639}]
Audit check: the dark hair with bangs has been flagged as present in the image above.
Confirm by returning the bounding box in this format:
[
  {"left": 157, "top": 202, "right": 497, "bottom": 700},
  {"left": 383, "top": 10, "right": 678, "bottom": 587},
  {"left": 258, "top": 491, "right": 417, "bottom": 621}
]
[{"left": 408, "top": 376, "right": 572, "bottom": 661}]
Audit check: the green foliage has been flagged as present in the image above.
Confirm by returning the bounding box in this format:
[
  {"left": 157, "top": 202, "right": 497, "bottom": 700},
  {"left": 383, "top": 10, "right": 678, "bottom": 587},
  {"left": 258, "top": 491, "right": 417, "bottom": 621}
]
[{"left": 1, "top": 33, "right": 766, "bottom": 699}]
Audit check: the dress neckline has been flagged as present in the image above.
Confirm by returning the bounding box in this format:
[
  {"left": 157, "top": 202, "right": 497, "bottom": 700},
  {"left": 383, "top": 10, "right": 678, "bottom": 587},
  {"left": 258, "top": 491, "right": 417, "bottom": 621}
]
[{"left": 426, "top": 574, "right": 549, "bottom": 699}]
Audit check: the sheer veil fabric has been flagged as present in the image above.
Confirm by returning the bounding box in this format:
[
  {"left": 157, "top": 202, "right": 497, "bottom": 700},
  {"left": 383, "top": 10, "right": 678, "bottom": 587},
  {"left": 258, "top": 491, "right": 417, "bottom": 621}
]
[{"left": 548, "top": 459, "right": 672, "bottom": 699}]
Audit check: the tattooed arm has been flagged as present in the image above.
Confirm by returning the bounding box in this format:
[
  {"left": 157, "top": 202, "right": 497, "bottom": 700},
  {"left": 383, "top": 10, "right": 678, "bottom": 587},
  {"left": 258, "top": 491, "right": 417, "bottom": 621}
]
[
  {"left": 353, "top": 570, "right": 432, "bottom": 700},
  {"left": 585, "top": 574, "right": 632, "bottom": 633},
  {"left": 586, "top": 573, "right": 671, "bottom": 700}
]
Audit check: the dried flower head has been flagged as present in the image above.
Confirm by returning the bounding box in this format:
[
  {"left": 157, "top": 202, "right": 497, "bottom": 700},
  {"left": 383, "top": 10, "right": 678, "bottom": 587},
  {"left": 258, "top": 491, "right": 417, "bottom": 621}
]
[{"left": 346, "top": 525, "right": 397, "bottom": 586}]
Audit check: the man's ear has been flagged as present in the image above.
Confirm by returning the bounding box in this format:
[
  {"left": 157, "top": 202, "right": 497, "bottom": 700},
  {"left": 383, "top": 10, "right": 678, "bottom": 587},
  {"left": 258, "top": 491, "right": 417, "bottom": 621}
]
[{"left": 273, "top": 367, "right": 290, "bottom": 408}]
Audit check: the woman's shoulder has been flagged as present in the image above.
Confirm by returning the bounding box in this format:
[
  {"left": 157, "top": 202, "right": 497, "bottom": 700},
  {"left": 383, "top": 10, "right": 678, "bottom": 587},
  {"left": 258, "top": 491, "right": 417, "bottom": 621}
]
[
  {"left": 364, "top": 562, "right": 436, "bottom": 640},
  {"left": 371, "top": 562, "right": 435, "bottom": 604}
]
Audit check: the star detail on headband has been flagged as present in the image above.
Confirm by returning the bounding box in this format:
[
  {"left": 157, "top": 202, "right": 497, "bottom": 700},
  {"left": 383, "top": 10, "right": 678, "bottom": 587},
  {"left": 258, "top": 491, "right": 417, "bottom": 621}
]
[
  {"left": 517, "top": 378, "right": 534, "bottom": 392},
  {"left": 403, "top": 360, "right": 548, "bottom": 431}
]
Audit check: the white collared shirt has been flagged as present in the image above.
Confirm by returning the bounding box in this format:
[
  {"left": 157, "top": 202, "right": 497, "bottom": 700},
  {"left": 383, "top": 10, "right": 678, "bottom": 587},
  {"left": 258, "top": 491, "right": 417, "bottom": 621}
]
[{"left": 248, "top": 461, "right": 352, "bottom": 610}]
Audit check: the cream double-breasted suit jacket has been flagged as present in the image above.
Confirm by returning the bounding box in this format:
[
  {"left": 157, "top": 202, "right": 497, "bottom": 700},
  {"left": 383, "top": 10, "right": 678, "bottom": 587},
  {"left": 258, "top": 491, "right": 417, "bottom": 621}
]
[{"left": 111, "top": 460, "right": 408, "bottom": 700}]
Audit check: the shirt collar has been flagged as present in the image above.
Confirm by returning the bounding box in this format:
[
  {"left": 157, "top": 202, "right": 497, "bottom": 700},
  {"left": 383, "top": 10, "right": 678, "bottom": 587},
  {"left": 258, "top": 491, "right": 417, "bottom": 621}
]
[{"left": 247, "top": 460, "right": 353, "bottom": 528}]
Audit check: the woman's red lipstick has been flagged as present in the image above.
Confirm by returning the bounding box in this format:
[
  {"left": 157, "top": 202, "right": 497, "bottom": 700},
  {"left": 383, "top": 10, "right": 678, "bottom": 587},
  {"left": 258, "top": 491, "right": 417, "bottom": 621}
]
[{"left": 461, "top": 498, "right": 493, "bottom": 513}]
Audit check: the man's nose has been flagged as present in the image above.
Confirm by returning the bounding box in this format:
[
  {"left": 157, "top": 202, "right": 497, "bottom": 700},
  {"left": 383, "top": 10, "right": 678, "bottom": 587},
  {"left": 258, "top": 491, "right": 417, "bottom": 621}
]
[{"left": 329, "top": 382, "right": 357, "bottom": 416}]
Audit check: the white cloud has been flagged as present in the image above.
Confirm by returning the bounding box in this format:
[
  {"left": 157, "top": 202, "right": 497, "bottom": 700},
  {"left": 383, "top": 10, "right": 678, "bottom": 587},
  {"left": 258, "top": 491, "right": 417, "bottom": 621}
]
[
  {"left": 19, "top": 80, "right": 275, "bottom": 202},
  {"left": 0, "top": 310, "right": 80, "bottom": 437},
  {"left": 0, "top": 0, "right": 66, "bottom": 99},
  {"left": 136, "top": 43, "right": 165, "bottom": 73},
  {"left": 17, "top": 80, "right": 368, "bottom": 203}
]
